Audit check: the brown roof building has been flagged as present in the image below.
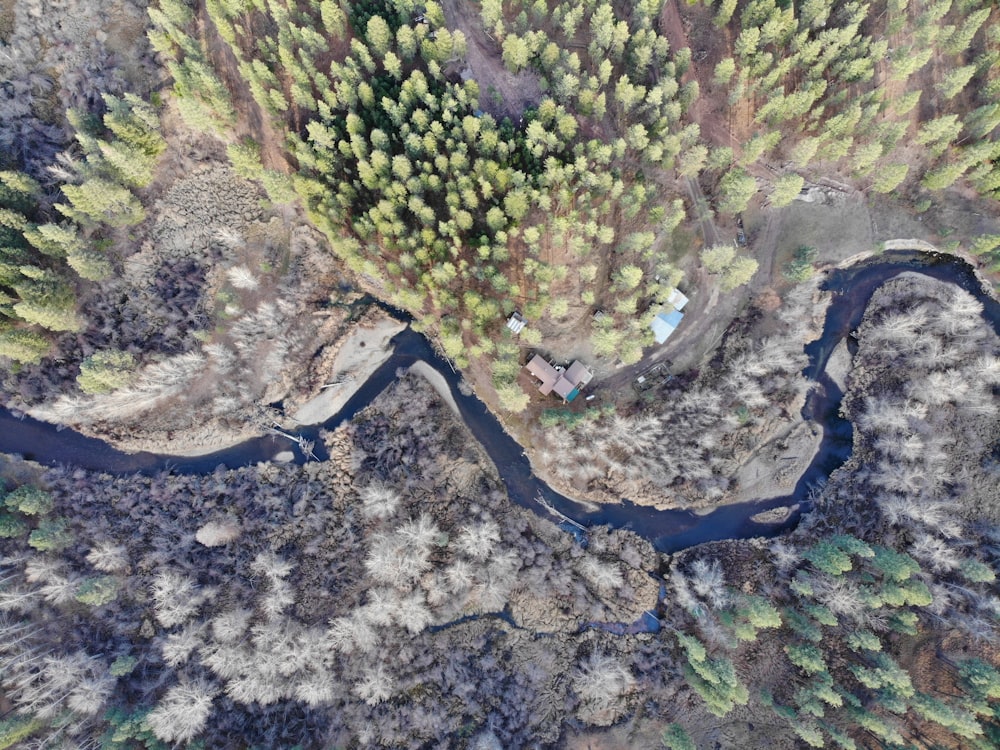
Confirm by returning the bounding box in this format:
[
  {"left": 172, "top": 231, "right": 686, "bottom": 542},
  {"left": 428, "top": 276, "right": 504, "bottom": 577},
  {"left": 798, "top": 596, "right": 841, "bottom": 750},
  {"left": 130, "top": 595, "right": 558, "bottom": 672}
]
[{"left": 525, "top": 355, "right": 593, "bottom": 402}]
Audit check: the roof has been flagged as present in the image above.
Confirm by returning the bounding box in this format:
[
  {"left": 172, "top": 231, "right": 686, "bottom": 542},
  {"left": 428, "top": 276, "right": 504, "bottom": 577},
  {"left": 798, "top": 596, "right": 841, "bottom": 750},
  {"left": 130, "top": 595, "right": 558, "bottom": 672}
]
[
  {"left": 506, "top": 312, "right": 526, "bottom": 334},
  {"left": 564, "top": 360, "right": 593, "bottom": 388},
  {"left": 526, "top": 354, "right": 559, "bottom": 395},
  {"left": 525, "top": 357, "right": 593, "bottom": 400},
  {"left": 666, "top": 288, "right": 689, "bottom": 311},
  {"left": 651, "top": 309, "right": 685, "bottom": 344}
]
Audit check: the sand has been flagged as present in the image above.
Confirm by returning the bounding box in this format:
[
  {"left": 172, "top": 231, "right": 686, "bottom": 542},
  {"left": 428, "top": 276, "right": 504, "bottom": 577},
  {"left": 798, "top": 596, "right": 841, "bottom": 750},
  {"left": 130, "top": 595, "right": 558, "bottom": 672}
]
[
  {"left": 406, "top": 361, "right": 460, "bottom": 416},
  {"left": 291, "top": 316, "right": 408, "bottom": 426},
  {"left": 732, "top": 420, "right": 824, "bottom": 504}
]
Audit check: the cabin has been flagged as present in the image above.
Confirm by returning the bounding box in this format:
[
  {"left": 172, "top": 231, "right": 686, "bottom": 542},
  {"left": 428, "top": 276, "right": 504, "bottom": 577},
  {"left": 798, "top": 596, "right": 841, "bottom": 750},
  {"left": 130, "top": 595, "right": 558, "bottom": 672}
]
[
  {"left": 525, "top": 355, "right": 593, "bottom": 402},
  {"left": 650, "top": 287, "right": 688, "bottom": 344}
]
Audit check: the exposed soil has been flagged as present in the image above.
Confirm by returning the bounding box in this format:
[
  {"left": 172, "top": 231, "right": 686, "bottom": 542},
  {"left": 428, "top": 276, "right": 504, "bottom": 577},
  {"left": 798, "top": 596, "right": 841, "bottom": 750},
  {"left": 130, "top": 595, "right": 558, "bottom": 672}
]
[
  {"left": 442, "top": 0, "right": 541, "bottom": 120},
  {"left": 199, "top": 4, "right": 290, "bottom": 172},
  {"left": 660, "top": 0, "right": 741, "bottom": 150}
]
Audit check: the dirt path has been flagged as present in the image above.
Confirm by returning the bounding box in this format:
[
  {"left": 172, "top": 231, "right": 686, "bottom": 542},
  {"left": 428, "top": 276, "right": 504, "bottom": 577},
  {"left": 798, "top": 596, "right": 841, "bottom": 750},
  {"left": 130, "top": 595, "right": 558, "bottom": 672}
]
[
  {"left": 660, "top": 0, "right": 738, "bottom": 149},
  {"left": 441, "top": 0, "right": 541, "bottom": 119}
]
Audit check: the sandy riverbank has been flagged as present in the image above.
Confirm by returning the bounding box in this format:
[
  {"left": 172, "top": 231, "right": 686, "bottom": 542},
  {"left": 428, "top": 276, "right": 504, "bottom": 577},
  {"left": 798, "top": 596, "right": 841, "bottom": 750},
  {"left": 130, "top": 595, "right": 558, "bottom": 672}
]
[{"left": 290, "top": 315, "right": 408, "bottom": 426}]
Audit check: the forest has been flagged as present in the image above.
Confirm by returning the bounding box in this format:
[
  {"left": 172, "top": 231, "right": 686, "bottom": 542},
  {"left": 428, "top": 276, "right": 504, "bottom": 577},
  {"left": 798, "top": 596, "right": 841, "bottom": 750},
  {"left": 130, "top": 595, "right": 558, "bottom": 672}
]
[
  {"left": 0, "top": 0, "right": 999, "bottom": 747},
  {"left": 1, "top": 276, "right": 999, "bottom": 748}
]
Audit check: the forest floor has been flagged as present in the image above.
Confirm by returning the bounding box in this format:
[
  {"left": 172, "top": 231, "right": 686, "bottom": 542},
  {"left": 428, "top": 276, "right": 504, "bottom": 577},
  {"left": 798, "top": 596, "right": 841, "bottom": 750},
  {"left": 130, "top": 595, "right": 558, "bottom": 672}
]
[{"left": 441, "top": 0, "right": 541, "bottom": 120}]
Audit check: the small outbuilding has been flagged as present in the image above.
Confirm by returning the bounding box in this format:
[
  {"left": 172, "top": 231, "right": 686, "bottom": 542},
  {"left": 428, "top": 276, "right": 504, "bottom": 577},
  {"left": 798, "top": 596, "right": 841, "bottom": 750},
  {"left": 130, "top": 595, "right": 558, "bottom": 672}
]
[
  {"left": 651, "top": 309, "right": 685, "bottom": 344},
  {"left": 506, "top": 312, "right": 527, "bottom": 334},
  {"left": 666, "top": 288, "right": 689, "bottom": 311}
]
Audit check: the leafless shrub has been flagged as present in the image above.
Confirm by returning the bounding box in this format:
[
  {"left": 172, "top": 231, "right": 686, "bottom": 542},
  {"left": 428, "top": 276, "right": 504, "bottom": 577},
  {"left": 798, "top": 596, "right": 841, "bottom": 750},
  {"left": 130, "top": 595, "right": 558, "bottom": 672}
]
[
  {"left": 227, "top": 265, "right": 259, "bottom": 290},
  {"left": 571, "top": 651, "right": 636, "bottom": 726},
  {"left": 578, "top": 557, "right": 624, "bottom": 593},
  {"left": 327, "top": 612, "right": 380, "bottom": 654},
  {"left": 294, "top": 670, "right": 336, "bottom": 707},
  {"left": 455, "top": 520, "right": 501, "bottom": 560},
  {"left": 250, "top": 551, "right": 294, "bottom": 581},
  {"left": 689, "top": 558, "right": 729, "bottom": 609},
  {"left": 151, "top": 571, "right": 206, "bottom": 628},
  {"left": 360, "top": 588, "right": 398, "bottom": 627},
  {"left": 147, "top": 679, "right": 218, "bottom": 744},
  {"left": 358, "top": 482, "right": 401, "bottom": 520},
  {"left": 162, "top": 624, "right": 205, "bottom": 668},
  {"left": 85, "top": 542, "right": 129, "bottom": 573},
  {"left": 196, "top": 519, "right": 241, "bottom": 547},
  {"left": 354, "top": 664, "right": 394, "bottom": 706},
  {"left": 211, "top": 608, "right": 252, "bottom": 644}
]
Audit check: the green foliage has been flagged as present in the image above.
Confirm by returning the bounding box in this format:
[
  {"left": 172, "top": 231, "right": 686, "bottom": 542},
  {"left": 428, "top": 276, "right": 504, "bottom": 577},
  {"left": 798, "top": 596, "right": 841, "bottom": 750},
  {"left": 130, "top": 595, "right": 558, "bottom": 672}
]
[
  {"left": 783, "top": 245, "right": 817, "bottom": 282},
  {"left": 101, "top": 707, "right": 168, "bottom": 750},
  {"left": 5, "top": 485, "right": 53, "bottom": 515},
  {"left": 803, "top": 539, "right": 854, "bottom": 576},
  {"left": 720, "top": 256, "right": 758, "bottom": 291},
  {"left": 0, "top": 716, "right": 43, "bottom": 750},
  {"left": 614, "top": 265, "right": 644, "bottom": 291},
  {"left": 28, "top": 517, "right": 73, "bottom": 552},
  {"left": 77, "top": 350, "right": 137, "bottom": 394},
  {"left": 771, "top": 173, "right": 804, "bottom": 207},
  {"left": 227, "top": 139, "right": 264, "bottom": 180},
  {"left": 58, "top": 178, "right": 145, "bottom": 228},
  {"left": 959, "top": 659, "right": 1000, "bottom": 701},
  {"left": 682, "top": 652, "right": 749, "bottom": 717},
  {"left": 729, "top": 595, "right": 782, "bottom": 641},
  {"left": 785, "top": 643, "right": 827, "bottom": 675},
  {"left": 0, "top": 512, "right": 28, "bottom": 538},
  {"left": 660, "top": 723, "right": 695, "bottom": 750},
  {"left": 717, "top": 168, "right": 757, "bottom": 214},
  {"left": 846, "top": 630, "right": 882, "bottom": 653},
  {"left": 110, "top": 655, "right": 139, "bottom": 677},
  {"left": 700, "top": 244, "right": 735, "bottom": 274},
  {"left": 12, "top": 268, "right": 83, "bottom": 332},
  {"left": 936, "top": 65, "right": 977, "bottom": 100},
  {"left": 98, "top": 93, "right": 167, "bottom": 188},
  {"left": 871, "top": 163, "right": 909, "bottom": 194},
  {"left": 497, "top": 383, "right": 530, "bottom": 413},
  {"left": 76, "top": 576, "right": 121, "bottom": 606},
  {"left": 869, "top": 546, "right": 920, "bottom": 582},
  {"left": 0, "top": 328, "right": 50, "bottom": 364},
  {"left": 959, "top": 558, "right": 996, "bottom": 584}
]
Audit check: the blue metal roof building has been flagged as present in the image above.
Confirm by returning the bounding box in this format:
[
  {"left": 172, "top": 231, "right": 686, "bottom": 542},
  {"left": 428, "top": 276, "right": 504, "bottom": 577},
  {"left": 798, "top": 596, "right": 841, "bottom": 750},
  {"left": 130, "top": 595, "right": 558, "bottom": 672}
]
[{"left": 651, "top": 309, "right": 684, "bottom": 344}]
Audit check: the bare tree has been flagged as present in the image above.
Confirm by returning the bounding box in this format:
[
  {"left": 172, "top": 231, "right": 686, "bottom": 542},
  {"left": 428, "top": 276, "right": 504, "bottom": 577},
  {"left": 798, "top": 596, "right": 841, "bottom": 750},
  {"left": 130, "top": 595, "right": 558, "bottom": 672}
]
[{"left": 147, "top": 679, "right": 219, "bottom": 744}]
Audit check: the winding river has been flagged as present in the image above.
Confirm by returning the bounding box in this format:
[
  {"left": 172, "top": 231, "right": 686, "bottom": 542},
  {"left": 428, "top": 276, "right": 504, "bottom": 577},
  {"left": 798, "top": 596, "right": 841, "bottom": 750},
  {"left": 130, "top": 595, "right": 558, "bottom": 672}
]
[{"left": 1, "top": 251, "right": 997, "bottom": 553}]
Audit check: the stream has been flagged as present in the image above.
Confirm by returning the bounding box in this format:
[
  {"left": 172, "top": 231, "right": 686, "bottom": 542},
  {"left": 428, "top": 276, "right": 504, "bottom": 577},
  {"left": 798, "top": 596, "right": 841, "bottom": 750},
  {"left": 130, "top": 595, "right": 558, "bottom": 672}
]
[{"left": 0, "top": 251, "right": 997, "bottom": 554}]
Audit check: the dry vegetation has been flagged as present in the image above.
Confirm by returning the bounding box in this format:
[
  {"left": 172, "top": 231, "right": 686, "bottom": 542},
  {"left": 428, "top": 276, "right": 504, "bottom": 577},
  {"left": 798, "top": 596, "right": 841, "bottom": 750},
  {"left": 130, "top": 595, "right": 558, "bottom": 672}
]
[
  {"left": 0, "top": 375, "right": 661, "bottom": 748},
  {"left": 2, "top": 282, "right": 998, "bottom": 748}
]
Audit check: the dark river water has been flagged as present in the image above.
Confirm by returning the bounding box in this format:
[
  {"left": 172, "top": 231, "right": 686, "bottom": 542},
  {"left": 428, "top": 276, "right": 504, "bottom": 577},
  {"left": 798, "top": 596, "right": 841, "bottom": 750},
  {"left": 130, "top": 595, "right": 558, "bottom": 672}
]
[{"left": 1, "top": 251, "right": 997, "bottom": 553}]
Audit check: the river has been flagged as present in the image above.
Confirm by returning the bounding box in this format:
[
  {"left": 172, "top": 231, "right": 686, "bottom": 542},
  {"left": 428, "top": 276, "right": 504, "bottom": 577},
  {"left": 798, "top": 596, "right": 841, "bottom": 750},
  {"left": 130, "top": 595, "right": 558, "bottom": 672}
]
[{"left": 0, "top": 251, "right": 997, "bottom": 553}]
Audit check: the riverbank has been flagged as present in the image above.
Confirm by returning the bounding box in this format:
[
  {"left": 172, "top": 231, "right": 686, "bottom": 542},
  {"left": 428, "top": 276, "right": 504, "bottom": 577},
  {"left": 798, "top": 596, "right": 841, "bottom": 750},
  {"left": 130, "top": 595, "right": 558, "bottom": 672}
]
[{"left": 290, "top": 313, "right": 408, "bottom": 426}]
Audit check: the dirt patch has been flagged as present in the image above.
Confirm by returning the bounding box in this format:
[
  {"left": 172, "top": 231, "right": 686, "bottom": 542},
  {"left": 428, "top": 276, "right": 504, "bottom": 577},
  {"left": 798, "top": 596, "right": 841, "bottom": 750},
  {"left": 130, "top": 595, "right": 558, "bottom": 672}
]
[
  {"left": 442, "top": 0, "right": 541, "bottom": 120},
  {"left": 199, "top": 4, "right": 290, "bottom": 172},
  {"left": 661, "top": 0, "right": 741, "bottom": 149},
  {"left": 733, "top": 421, "right": 822, "bottom": 503}
]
